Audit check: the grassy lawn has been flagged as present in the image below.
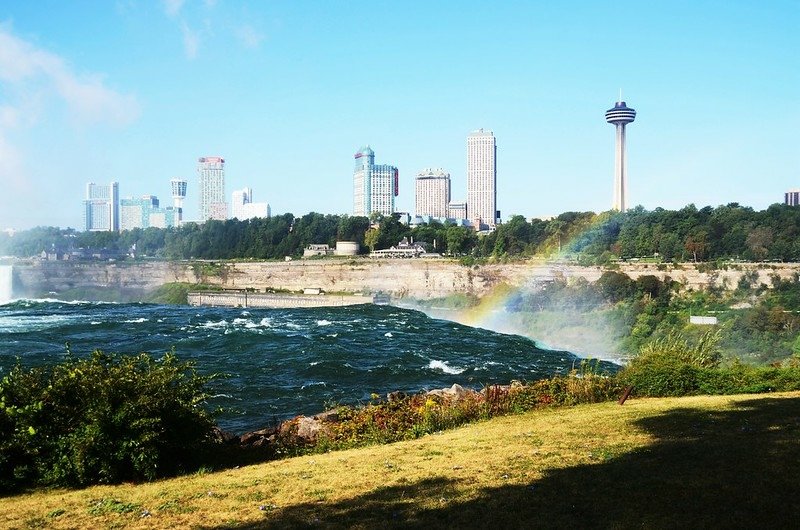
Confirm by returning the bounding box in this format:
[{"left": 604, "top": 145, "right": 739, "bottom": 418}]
[{"left": 2, "top": 392, "right": 799, "bottom": 529}]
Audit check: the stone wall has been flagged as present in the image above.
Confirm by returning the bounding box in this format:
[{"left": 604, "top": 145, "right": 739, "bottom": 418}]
[{"left": 187, "top": 291, "right": 374, "bottom": 309}]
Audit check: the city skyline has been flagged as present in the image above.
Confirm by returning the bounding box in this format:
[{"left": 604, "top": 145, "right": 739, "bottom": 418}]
[{"left": 0, "top": 2, "right": 798, "bottom": 230}]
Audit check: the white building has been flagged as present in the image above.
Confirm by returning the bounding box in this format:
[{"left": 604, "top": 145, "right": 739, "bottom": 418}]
[
  {"left": 198, "top": 157, "right": 226, "bottom": 221},
  {"left": 415, "top": 168, "right": 451, "bottom": 218},
  {"left": 448, "top": 200, "right": 468, "bottom": 221},
  {"left": 353, "top": 146, "right": 398, "bottom": 217},
  {"left": 467, "top": 129, "right": 497, "bottom": 228},
  {"left": 231, "top": 187, "right": 271, "bottom": 220},
  {"left": 170, "top": 178, "right": 187, "bottom": 224},
  {"left": 83, "top": 182, "right": 119, "bottom": 232},
  {"left": 785, "top": 189, "right": 800, "bottom": 206}
]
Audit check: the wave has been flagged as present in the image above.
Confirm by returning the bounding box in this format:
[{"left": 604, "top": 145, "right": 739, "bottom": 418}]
[
  {"left": 123, "top": 318, "right": 148, "bottom": 324},
  {"left": 201, "top": 319, "right": 229, "bottom": 329},
  {"left": 427, "top": 359, "right": 466, "bottom": 375},
  {"left": 316, "top": 319, "right": 332, "bottom": 326}
]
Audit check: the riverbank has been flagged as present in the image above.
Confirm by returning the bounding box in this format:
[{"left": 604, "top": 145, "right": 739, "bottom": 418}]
[{"left": 3, "top": 391, "right": 798, "bottom": 528}]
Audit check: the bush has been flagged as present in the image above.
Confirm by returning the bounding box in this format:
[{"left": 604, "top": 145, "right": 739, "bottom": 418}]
[
  {"left": 0, "top": 350, "right": 218, "bottom": 491},
  {"left": 621, "top": 331, "right": 800, "bottom": 397}
]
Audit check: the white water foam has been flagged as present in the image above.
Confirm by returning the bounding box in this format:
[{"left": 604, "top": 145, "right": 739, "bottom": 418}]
[
  {"left": 123, "top": 318, "right": 148, "bottom": 324},
  {"left": 316, "top": 319, "right": 332, "bottom": 326},
  {"left": 384, "top": 332, "right": 393, "bottom": 338},
  {"left": 427, "top": 360, "right": 466, "bottom": 375},
  {"left": 0, "top": 265, "right": 12, "bottom": 303},
  {"left": 0, "top": 314, "right": 76, "bottom": 333},
  {"left": 201, "top": 319, "right": 228, "bottom": 329}
]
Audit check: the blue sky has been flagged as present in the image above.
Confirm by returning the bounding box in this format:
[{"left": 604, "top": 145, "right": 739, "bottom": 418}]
[{"left": 1, "top": 0, "right": 798, "bottom": 230}]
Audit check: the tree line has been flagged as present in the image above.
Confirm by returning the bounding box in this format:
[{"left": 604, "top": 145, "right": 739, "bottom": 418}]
[{"left": 2, "top": 203, "right": 800, "bottom": 262}]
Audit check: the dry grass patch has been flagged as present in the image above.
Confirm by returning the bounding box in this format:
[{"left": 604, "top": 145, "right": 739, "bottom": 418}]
[{"left": 2, "top": 392, "right": 799, "bottom": 529}]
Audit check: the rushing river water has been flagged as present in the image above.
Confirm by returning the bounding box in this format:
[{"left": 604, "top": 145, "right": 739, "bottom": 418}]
[{"left": 0, "top": 300, "right": 619, "bottom": 433}]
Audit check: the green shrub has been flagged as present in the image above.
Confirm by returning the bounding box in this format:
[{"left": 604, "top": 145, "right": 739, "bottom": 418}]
[
  {"left": 0, "top": 350, "right": 218, "bottom": 491},
  {"left": 619, "top": 355, "right": 702, "bottom": 396}
]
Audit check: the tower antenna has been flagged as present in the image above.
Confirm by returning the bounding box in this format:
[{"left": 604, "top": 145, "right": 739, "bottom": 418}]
[{"left": 618, "top": 88, "right": 623, "bottom": 103}]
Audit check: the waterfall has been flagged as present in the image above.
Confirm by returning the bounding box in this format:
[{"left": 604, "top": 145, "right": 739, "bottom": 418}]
[{"left": 0, "top": 265, "right": 12, "bottom": 304}]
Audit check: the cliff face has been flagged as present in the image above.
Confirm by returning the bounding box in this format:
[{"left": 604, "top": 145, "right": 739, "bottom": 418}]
[
  {"left": 10, "top": 259, "right": 800, "bottom": 301},
  {"left": 13, "top": 261, "right": 195, "bottom": 299}
]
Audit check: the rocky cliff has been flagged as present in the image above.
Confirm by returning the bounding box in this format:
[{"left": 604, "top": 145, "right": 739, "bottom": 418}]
[{"left": 10, "top": 258, "right": 800, "bottom": 301}]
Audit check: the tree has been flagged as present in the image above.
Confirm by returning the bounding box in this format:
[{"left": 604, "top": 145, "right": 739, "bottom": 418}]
[
  {"left": 685, "top": 231, "right": 708, "bottom": 262},
  {"left": 746, "top": 227, "right": 774, "bottom": 261},
  {"left": 364, "top": 228, "right": 380, "bottom": 252}
]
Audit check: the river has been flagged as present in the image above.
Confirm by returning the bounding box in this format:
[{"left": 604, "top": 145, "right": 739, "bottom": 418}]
[{"left": 0, "top": 299, "right": 618, "bottom": 433}]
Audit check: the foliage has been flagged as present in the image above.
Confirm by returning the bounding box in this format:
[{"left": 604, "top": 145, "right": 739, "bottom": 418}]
[
  {"left": 311, "top": 365, "right": 621, "bottom": 453},
  {"left": 619, "top": 329, "right": 800, "bottom": 397},
  {"left": 6, "top": 202, "right": 800, "bottom": 262},
  {"left": 0, "top": 350, "right": 218, "bottom": 491}
]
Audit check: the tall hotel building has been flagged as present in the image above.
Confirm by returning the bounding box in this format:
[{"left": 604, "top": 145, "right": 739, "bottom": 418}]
[
  {"left": 353, "top": 146, "right": 398, "bottom": 217},
  {"left": 467, "top": 129, "right": 497, "bottom": 228},
  {"left": 415, "top": 168, "right": 451, "bottom": 218},
  {"left": 198, "top": 156, "right": 227, "bottom": 221},
  {"left": 83, "top": 182, "right": 119, "bottom": 232},
  {"left": 786, "top": 190, "right": 800, "bottom": 206}
]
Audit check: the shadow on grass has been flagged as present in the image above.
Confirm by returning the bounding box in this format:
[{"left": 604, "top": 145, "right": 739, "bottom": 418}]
[{"left": 208, "top": 396, "right": 800, "bottom": 529}]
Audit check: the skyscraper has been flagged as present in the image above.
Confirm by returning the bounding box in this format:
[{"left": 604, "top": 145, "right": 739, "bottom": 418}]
[
  {"left": 606, "top": 99, "right": 636, "bottom": 212},
  {"left": 83, "top": 182, "right": 119, "bottom": 232},
  {"left": 785, "top": 190, "right": 800, "bottom": 206},
  {"left": 415, "top": 168, "right": 451, "bottom": 218},
  {"left": 353, "top": 146, "right": 398, "bottom": 217},
  {"left": 467, "top": 129, "right": 497, "bottom": 228},
  {"left": 198, "top": 156, "right": 226, "bottom": 221}
]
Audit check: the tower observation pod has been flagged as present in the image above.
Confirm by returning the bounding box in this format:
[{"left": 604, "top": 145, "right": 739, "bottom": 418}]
[{"left": 605, "top": 100, "right": 636, "bottom": 212}]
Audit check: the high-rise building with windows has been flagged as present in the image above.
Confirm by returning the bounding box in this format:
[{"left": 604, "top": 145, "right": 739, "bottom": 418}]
[
  {"left": 83, "top": 182, "right": 119, "bottom": 232},
  {"left": 785, "top": 189, "right": 800, "bottom": 206},
  {"left": 448, "top": 200, "right": 467, "bottom": 221},
  {"left": 353, "top": 146, "right": 398, "bottom": 217},
  {"left": 231, "top": 187, "right": 271, "bottom": 220},
  {"left": 415, "top": 168, "right": 451, "bottom": 218},
  {"left": 120, "top": 195, "right": 179, "bottom": 230},
  {"left": 467, "top": 129, "right": 497, "bottom": 228},
  {"left": 121, "top": 195, "right": 159, "bottom": 231},
  {"left": 198, "top": 156, "right": 226, "bottom": 221}
]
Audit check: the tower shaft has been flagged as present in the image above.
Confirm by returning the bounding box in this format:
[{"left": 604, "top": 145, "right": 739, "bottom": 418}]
[{"left": 613, "top": 124, "right": 627, "bottom": 212}]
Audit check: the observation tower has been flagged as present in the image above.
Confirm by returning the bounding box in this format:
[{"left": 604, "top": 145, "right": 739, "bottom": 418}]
[
  {"left": 605, "top": 98, "right": 636, "bottom": 212},
  {"left": 170, "top": 178, "right": 188, "bottom": 223}
]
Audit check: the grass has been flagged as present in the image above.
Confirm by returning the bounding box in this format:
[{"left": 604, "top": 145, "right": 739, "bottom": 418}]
[{"left": 2, "top": 391, "right": 799, "bottom": 528}]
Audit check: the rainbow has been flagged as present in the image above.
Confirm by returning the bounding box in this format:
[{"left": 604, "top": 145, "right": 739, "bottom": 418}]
[{"left": 451, "top": 211, "right": 620, "bottom": 343}]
